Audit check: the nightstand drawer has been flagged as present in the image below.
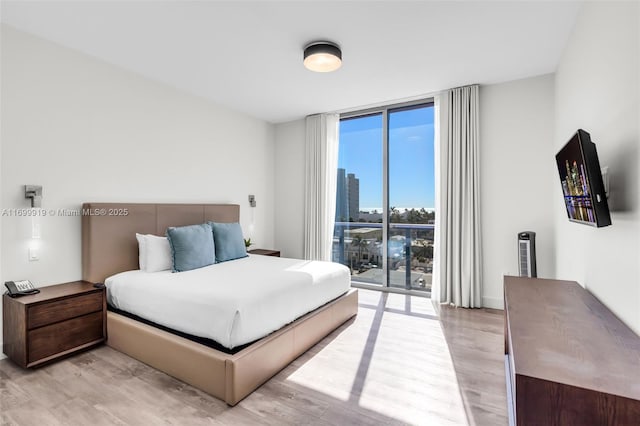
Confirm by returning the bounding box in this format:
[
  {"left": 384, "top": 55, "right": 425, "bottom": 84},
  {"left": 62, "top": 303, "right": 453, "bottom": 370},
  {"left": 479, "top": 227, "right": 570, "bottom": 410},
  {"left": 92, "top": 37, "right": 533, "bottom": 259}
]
[
  {"left": 28, "top": 311, "right": 103, "bottom": 364},
  {"left": 28, "top": 292, "right": 102, "bottom": 329}
]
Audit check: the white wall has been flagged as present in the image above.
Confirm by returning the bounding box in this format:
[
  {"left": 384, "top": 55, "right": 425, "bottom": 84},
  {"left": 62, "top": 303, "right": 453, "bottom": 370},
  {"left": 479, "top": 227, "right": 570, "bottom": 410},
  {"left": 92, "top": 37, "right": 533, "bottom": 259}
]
[
  {"left": 479, "top": 75, "right": 556, "bottom": 309},
  {"left": 554, "top": 2, "right": 640, "bottom": 333},
  {"left": 274, "top": 119, "right": 306, "bottom": 258},
  {"left": 0, "top": 26, "right": 275, "bottom": 289}
]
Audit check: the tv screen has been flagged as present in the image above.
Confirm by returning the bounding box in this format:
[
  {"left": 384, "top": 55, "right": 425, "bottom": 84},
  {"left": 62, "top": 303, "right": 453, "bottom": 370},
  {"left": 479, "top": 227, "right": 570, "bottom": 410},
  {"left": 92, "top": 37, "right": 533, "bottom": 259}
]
[{"left": 556, "top": 129, "right": 611, "bottom": 227}]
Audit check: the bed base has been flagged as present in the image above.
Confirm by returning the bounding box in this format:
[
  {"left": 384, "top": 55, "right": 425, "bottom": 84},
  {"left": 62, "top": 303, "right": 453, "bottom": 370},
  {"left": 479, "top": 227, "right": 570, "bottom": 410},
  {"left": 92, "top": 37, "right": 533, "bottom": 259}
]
[
  {"left": 106, "top": 289, "right": 358, "bottom": 405},
  {"left": 82, "top": 202, "right": 358, "bottom": 405}
]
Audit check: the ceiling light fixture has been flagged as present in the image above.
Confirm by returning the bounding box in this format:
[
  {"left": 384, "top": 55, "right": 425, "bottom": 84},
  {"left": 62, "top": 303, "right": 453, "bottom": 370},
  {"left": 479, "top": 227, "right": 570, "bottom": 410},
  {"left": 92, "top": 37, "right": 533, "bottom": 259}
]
[{"left": 303, "top": 41, "right": 342, "bottom": 73}]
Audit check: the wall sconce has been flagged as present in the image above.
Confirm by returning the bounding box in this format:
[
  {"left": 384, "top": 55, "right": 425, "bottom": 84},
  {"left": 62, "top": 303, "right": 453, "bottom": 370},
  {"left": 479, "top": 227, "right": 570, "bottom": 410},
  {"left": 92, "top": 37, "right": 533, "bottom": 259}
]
[
  {"left": 25, "top": 185, "right": 43, "bottom": 208},
  {"left": 248, "top": 194, "right": 256, "bottom": 208}
]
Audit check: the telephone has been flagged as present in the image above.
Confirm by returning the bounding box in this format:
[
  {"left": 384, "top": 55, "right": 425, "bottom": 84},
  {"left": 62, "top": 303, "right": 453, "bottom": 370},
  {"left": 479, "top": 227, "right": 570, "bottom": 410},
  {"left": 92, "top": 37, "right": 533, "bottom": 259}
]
[{"left": 4, "top": 280, "right": 40, "bottom": 297}]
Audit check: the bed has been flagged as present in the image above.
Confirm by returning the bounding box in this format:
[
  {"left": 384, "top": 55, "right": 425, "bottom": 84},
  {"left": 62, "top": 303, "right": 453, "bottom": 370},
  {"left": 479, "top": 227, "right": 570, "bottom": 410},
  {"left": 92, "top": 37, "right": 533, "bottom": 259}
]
[
  {"left": 105, "top": 254, "right": 351, "bottom": 349},
  {"left": 81, "top": 202, "right": 358, "bottom": 405}
]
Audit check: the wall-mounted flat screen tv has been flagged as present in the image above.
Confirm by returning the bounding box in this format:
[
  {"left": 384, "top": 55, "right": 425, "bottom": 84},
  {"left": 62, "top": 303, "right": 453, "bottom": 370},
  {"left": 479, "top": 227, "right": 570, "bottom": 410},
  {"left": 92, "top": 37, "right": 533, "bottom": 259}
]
[{"left": 555, "top": 129, "right": 611, "bottom": 227}]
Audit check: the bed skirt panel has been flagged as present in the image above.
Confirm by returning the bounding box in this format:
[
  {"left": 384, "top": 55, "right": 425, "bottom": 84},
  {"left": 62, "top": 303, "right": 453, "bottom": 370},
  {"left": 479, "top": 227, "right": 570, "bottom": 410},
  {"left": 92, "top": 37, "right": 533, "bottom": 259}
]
[{"left": 107, "top": 288, "right": 358, "bottom": 405}]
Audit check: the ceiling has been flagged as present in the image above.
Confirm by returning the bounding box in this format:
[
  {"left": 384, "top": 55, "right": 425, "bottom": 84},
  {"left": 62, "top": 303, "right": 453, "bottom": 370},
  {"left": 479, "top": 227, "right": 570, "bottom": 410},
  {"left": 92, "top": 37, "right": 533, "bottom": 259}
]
[{"left": 1, "top": 1, "right": 583, "bottom": 123}]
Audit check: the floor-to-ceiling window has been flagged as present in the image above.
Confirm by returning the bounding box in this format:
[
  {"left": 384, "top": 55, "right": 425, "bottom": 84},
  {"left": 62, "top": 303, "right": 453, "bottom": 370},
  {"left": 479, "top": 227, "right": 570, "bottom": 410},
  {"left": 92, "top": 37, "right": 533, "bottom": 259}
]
[{"left": 332, "top": 100, "right": 435, "bottom": 295}]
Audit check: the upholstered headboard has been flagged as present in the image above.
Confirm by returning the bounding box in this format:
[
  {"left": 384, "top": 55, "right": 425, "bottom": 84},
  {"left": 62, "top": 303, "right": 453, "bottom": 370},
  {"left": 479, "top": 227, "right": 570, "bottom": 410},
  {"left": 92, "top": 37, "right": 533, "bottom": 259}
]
[{"left": 81, "top": 203, "right": 240, "bottom": 283}]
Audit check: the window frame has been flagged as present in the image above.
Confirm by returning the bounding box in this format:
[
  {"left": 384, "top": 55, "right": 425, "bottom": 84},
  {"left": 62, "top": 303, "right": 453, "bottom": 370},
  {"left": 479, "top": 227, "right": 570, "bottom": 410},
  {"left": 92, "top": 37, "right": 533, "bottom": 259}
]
[{"left": 338, "top": 98, "right": 435, "bottom": 295}]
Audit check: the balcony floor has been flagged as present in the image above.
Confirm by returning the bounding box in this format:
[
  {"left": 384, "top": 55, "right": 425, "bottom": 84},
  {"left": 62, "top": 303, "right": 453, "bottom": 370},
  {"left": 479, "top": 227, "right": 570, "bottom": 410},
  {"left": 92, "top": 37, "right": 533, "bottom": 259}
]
[{"left": 352, "top": 268, "right": 432, "bottom": 292}]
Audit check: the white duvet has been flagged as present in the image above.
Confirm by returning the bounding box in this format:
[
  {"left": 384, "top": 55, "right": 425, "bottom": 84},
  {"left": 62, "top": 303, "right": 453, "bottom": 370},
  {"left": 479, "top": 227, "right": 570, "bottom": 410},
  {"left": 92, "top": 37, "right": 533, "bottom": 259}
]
[{"left": 105, "top": 255, "right": 351, "bottom": 349}]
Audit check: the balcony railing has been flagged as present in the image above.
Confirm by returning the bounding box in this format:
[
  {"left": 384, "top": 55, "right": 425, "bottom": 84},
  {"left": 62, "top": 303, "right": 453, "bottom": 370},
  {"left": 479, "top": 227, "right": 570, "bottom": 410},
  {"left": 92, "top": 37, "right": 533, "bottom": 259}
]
[{"left": 332, "top": 221, "right": 434, "bottom": 292}]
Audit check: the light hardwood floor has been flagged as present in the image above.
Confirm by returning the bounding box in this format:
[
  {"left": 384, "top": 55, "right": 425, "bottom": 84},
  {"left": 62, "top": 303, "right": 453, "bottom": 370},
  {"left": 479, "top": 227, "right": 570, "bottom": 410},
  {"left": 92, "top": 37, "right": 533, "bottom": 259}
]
[{"left": 0, "top": 289, "right": 507, "bottom": 425}]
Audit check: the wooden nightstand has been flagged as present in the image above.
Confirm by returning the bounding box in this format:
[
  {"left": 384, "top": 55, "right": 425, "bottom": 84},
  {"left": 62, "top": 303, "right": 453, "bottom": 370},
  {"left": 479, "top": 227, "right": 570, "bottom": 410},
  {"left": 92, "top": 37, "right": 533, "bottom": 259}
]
[
  {"left": 2, "top": 280, "right": 106, "bottom": 368},
  {"left": 248, "top": 249, "right": 281, "bottom": 257}
]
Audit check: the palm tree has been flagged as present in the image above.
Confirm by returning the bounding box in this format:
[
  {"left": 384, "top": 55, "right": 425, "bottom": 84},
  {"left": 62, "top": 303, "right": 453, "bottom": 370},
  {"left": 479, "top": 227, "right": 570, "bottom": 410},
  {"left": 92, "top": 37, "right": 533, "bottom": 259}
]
[
  {"left": 406, "top": 208, "right": 421, "bottom": 224},
  {"left": 351, "top": 235, "right": 369, "bottom": 265},
  {"left": 389, "top": 206, "right": 403, "bottom": 224},
  {"left": 413, "top": 241, "right": 433, "bottom": 264},
  {"left": 360, "top": 240, "right": 370, "bottom": 264}
]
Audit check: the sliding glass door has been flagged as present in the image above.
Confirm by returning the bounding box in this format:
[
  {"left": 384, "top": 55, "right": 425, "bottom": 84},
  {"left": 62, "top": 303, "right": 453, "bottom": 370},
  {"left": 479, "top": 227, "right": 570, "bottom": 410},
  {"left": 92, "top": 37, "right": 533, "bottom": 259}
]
[
  {"left": 332, "top": 100, "right": 435, "bottom": 294},
  {"left": 333, "top": 113, "right": 384, "bottom": 286}
]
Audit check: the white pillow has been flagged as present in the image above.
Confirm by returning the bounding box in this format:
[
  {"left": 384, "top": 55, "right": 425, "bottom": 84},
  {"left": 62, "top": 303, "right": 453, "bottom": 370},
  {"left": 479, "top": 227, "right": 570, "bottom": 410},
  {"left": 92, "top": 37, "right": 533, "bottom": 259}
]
[
  {"left": 136, "top": 233, "right": 172, "bottom": 272},
  {"left": 136, "top": 233, "right": 148, "bottom": 270}
]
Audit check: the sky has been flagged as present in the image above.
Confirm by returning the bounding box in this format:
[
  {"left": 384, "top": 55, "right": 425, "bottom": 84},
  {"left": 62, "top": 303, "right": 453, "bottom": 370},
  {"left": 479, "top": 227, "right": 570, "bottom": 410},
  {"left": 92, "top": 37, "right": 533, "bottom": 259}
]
[{"left": 338, "top": 105, "right": 435, "bottom": 211}]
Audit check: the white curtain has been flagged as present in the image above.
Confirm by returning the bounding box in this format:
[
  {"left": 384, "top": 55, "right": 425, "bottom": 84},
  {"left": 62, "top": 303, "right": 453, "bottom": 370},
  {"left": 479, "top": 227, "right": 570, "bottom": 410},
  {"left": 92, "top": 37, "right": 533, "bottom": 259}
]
[
  {"left": 433, "top": 85, "right": 482, "bottom": 308},
  {"left": 304, "top": 113, "right": 340, "bottom": 261}
]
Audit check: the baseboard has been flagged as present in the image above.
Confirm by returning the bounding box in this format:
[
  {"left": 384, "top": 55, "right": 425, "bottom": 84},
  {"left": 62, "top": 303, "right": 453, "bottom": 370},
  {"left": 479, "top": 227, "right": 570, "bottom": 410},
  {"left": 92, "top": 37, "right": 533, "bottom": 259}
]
[{"left": 483, "top": 296, "right": 504, "bottom": 310}]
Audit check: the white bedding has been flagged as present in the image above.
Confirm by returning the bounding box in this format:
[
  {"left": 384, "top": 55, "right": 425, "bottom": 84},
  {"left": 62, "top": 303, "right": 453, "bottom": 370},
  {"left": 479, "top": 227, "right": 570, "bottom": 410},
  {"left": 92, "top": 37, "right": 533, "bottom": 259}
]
[{"left": 105, "top": 255, "right": 351, "bottom": 349}]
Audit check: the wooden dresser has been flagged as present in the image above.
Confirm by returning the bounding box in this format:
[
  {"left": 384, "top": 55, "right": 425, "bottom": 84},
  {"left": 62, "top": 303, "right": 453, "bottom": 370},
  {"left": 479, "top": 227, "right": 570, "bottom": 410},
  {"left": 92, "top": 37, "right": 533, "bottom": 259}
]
[
  {"left": 504, "top": 276, "right": 640, "bottom": 425},
  {"left": 3, "top": 280, "right": 106, "bottom": 368}
]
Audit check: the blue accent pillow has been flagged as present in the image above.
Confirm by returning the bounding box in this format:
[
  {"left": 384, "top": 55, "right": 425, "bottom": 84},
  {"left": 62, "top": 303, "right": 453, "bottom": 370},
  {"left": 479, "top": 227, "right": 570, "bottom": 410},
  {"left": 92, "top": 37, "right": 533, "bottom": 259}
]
[
  {"left": 166, "top": 223, "right": 215, "bottom": 272},
  {"left": 208, "top": 222, "right": 247, "bottom": 262}
]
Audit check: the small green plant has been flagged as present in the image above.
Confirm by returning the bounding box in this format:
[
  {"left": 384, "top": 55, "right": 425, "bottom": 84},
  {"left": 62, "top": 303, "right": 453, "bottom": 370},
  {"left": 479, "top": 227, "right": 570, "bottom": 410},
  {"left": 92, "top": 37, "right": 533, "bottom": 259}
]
[{"left": 244, "top": 238, "right": 252, "bottom": 248}]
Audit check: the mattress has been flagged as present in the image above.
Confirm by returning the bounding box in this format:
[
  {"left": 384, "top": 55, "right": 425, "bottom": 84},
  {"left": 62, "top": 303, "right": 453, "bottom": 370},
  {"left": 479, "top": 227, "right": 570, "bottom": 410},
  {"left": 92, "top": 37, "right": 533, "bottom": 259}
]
[{"left": 105, "top": 255, "right": 351, "bottom": 349}]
